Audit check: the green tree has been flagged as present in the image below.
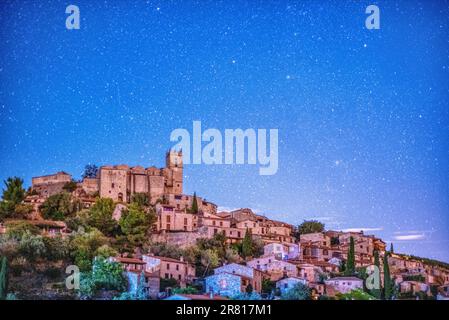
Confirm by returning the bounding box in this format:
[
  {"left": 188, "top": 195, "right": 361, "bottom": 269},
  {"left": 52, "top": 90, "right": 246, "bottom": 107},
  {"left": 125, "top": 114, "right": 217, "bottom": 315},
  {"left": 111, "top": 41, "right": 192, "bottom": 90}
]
[
  {"left": 0, "top": 256, "right": 8, "bottom": 300},
  {"left": 383, "top": 252, "right": 393, "bottom": 300},
  {"left": 131, "top": 193, "right": 150, "bottom": 207},
  {"left": 119, "top": 202, "right": 156, "bottom": 249},
  {"left": 200, "top": 249, "right": 219, "bottom": 276},
  {"left": 40, "top": 192, "right": 81, "bottom": 221},
  {"left": 390, "top": 243, "right": 394, "bottom": 254},
  {"left": 5, "top": 221, "right": 40, "bottom": 240},
  {"left": 296, "top": 220, "right": 325, "bottom": 236},
  {"left": 242, "top": 228, "right": 254, "bottom": 258},
  {"left": 70, "top": 229, "right": 109, "bottom": 272},
  {"left": 262, "top": 279, "right": 276, "bottom": 294},
  {"left": 337, "top": 288, "right": 376, "bottom": 300},
  {"left": 345, "top": 236, "right": 355, "bottom": 276},
  {"left": 87, "top": 198, "right": 117, "bottom": 236},
  {"left": 281, "top": 283, "right": 311, "bottom": 300},
  {"left": 190, "top": 192, "right": 199, "bottom": 214},
  {"left": 371, "top": 250, "right": 382, "bottom": 299},
  {"left": 82, "top": 165, "right": 99, "bottom": 179},
  {"left": 18, "top": 231, "right": 46, "bottom": 262},
  {"left": 0, "top": 177, "right": 26, "bottom": 219},
  {"left": 135, "top": 271, "right": 149, "bottom": 300}
]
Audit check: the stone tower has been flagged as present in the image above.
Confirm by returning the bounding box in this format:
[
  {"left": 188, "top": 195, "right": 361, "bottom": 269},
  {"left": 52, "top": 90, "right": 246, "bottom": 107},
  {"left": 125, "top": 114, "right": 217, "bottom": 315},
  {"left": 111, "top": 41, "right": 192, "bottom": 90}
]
[{"left": 165, "top": 150, "right": 183, "bottom": 195}]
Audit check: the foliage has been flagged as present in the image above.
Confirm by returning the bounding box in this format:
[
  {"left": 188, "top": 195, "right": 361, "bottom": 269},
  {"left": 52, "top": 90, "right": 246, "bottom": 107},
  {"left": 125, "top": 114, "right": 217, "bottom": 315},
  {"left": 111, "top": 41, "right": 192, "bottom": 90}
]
[
  {"left": 12, "top": 204, "right": 34, "bottom": 218},
  {"left": 190, "top": 192, "right": 199, "bottom": 214},
  {"left": 231, "top": 292, "right": 262, "bottom": 300},
  {"left": 1, "top": 177, "right": 26, "bottom": 205},
  {"left": 160, "top": 277, "right": 179, "bottom": 292},
  {"left": 69, "top": 229, "right": 109, "bottom": 272},
  {"left": 147, "top": 242, "right": 184, "bottom": 260},
  {"left": 82, "top": 164, "right": 98, "bottom": 179},
  {"left": 5, "top": 221, "right": 40, "bottom": 240},
  {"left": 200, "top": 249, "right": 219, "bottom": 276},
  {"left": 40, "top": 192, "right": 81, "bottom": 220},
  {"left": 383, "top": 253, "right": 393, "bottom": 300},
  {"left": 281, "top": 283, "right": 311, "bottom": 300},
  {"left": 262, "top": 279, "right": 276, "bottom": 294},
  {"left": 296, "top": 220, "right": 325, "bottom": 236},
  {"left": 337, "top": 289, "right": 376, "bottom": 300},
  {"left": 87, "top": 198, "right": 117, "bottom": 236},
  {"left": 172, "top": 286, "right": 199, "bottom": 294},
  {"left": 118, "top": 202, "right": 155, "bottom": 249},
  {"left": 390, "top": 243, "right": 394, "bottom": 254},
  {"left": 241, "top": 228, "right": 253, "bottom": 258},
  {"left": 131, "top": 193, "right": 150, "bottom": 208},
  {"left": 330, "top": 236, "right": 340, "bottom": 246},
  {"left": 0, "top": 177, "right": 26, "bottom": 220},
  {"left": 79, "top": 258, "right": 126, "bottom": 299},
  {"left": 18, "top": 231, "right": 46, "bottom": 262},
  {"left": 95, "top": 245, "right": 118, "bottom": 259},
  {"left": 344, "top": 236, "right": 355, "bottom": 276},
  {"left": 0, "top": 256, "right": 8, "bottom": 300},
  {"left": 370, "top": 250, "right": 382, "bottom": 299}
]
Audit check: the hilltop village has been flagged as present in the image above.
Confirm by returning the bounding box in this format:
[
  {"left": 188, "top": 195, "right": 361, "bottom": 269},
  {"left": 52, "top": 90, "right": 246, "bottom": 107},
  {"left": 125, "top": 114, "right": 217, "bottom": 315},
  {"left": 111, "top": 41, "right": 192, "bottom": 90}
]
[{"left": 0, "top": 151, "right": 448, "bottom": 300}]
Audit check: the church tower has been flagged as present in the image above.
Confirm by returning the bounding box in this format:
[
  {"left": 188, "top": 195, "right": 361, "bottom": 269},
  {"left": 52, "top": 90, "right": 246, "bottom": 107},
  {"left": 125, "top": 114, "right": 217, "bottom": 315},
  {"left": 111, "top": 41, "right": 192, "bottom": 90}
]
[{"left": 165, "top": 150, "right": 183, "bottom": 194}]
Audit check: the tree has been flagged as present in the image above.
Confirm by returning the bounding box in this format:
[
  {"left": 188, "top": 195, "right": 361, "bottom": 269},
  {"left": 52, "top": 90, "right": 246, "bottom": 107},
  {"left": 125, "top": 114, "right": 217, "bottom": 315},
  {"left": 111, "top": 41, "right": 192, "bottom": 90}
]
[
  {"left": 281, "top": 283, "right": 311, "bottom": 300},
  {"left": 242, "top": 228, "right": 254, "bottom": 258},
  {"left": 262, "top": 279, "right": 276, "bottom": 295},
  {"left": 371, "top": 250, "right": 382, "bottom": 299},
  {"left": 18, "top": 231, "right": 47, "bottom": 262},
  {"left": 87, "top": 198, "right": 117, "bottom": 236},
  {"left": 383, "top": 252, "right": 393, "bottom": 300},
  {"left": 337, "top": 289, "right": 376, "bottom": 300},
  {"left": 40, "top": 192, "right": 81, "bottom": 221},
  {"left": 119, "top": 202, "right": 156, "bottom": 249},
  {"left": 0, "top": 177, "right": 26, "bottom": 219},
  {"left": 190, "top": 192, "right": 198, "bottom": 214},
  {"left": 0, "top": 256, "right": 8, "bottom": 300},
  {"left": 82, "top": 165, "right": 98, "bottom": 179},
  {"left": 131, "top": 193, "right": 150, "bottom": 208},
  {"left": 5, "top": 221, "right": 40, "bottom": 240},
  {"left": 390, "top": 243, "right": 394, "bottom": 254},
  {"left": 70, "top": 229, "right": 109, "bottom": 272},
  {"left": 200, "top": 249, "right": 219, "bottom": 276},
  {"left": 135, "top": 271, "right": 149, "bottom": 300},
  {"left": 296, "top": 220, "right": 325, "bottom": 236},
  {"left": 345, "top": 236, "right": 355, "bottom": 276},
  {"left": 2, "top": 177, "right": 25, "bottom": 206}
]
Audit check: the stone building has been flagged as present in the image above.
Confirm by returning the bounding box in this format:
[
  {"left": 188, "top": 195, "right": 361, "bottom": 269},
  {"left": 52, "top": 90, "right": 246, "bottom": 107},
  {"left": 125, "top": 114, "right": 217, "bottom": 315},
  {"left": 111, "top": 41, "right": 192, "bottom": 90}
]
[
  {"left": 31, "top": 171, "right": 72, "bottom": 198},
  {"left": 99, "top": 150, "right": 183, "bottom": 203}
]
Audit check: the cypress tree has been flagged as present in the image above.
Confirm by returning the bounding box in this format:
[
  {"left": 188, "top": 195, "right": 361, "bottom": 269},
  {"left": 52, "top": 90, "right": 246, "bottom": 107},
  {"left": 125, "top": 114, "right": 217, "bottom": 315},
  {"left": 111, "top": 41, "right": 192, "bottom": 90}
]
[
  {"left": 383, "top": 252, "right": 393, "bottom": 300},
  {"left": 136, "top": 271, "right": 149, "bottom": 300},
  {"left": 345, "top": 236, "right": 355, "bottom": 275},
  {"left": 0, "top": 256, "right": 8, "bottom": 300},
  {"left": 191, "top": 192, "right": 198, "bottom": 214},
  {"left": 242, "top": 228, "right": 253, "bottom": 258},
  {"left": 371, "top": 250, "right": 382, "bottom": 299},
  {"left": 389, "top": 243, "right": 394, "bottom": 254}
]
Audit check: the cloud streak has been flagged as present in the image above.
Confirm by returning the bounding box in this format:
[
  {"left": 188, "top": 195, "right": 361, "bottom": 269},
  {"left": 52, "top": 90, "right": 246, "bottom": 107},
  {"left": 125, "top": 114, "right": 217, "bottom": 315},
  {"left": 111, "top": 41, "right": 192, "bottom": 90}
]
[{"left": 394, "top": 234, "right": 425, "bottom": 241}]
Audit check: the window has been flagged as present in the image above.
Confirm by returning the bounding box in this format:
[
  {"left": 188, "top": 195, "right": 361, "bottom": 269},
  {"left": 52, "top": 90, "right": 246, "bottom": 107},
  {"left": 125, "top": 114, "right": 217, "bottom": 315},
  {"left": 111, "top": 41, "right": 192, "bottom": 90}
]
[
  {"left": 164, "top": 273, "right": 169, "bottom": 279},
  {"left": 111, "top": 183, "right": 115, "bottom": 188},
  {"left": 176, "top": 264, "right": 179, "bottom": 271},
  {"left": 184, "top": 218, "right": 188, "bottom": 224},
  {"left": 166, "top": 216, "right": 171, "bottom": 222},
  {"left": 167, "top": 263, "right": 170, "bottom": 270},
  {"left": 220, "top": 221, "right": 223, "bottom": 227},
  {"left": 178, "top": 275, "right": 181, "bottom": 280}
]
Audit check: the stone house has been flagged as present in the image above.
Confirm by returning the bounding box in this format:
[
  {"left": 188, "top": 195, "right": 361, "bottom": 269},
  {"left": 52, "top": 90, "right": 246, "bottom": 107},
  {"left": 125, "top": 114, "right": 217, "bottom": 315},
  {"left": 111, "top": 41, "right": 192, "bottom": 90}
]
[
  {"left": 276, "top": 277, "right": 308, "bottom": 295},
  {"left": 246, "top": 255, "right": 298, "bottom": 281},
  {"left": 324, "top": 276, "right": 363, "bottom": 294},
  {"left": 142, "top": 255, "right": 195, "bottom": 288},
  {"left": 205, "top": 273, "right": 246, "bottom": 298},
  {"left": 213, "top": 263, "right": 264, "bottom": 293},
  {"left": 263, "top": 242, "right": 300, "bottom": 260}
]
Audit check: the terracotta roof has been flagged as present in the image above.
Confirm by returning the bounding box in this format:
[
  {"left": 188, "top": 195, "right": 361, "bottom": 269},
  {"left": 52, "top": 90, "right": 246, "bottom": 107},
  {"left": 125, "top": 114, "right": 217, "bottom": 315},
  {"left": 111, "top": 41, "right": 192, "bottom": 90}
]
[
  {"left": 147, "top": 255, "right": 188, "bottom": 264},
  {"left": 115, "top": 257, "right": 146, "bottom": 264}
]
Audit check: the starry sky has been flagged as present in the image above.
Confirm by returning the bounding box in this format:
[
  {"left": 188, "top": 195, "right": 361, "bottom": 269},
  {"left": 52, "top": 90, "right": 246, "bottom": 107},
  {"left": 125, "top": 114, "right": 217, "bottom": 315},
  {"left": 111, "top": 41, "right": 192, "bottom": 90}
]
[{"left": 0, "top": 0, "right": 448, "bottom": 262}]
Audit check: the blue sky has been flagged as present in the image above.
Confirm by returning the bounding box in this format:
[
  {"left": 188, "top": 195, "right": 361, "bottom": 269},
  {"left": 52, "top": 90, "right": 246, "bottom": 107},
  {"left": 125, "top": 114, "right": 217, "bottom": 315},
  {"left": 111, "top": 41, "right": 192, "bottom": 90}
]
[{"left": 0, "top": 0, "right": 448, "bottom": 262}]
